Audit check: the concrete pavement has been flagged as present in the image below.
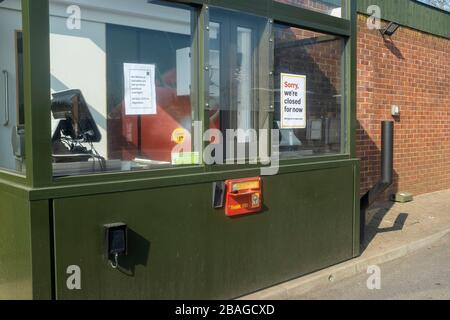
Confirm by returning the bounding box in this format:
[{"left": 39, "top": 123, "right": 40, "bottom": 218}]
[
  {"left": 299, "top": 234, "right": 450, "bottom": 300},
  {"left": 242, "top": 189, "right": 450, "bottom": 300}
]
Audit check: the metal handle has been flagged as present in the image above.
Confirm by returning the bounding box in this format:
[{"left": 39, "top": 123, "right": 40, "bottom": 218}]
[
  {"left": 2, "top": 70, "right": 9, "bottom": 126},
  {"left": 110, "top": 253, "right": 119, "bottom": 269}
]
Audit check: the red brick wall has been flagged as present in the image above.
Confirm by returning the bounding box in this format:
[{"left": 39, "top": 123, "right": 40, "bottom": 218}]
[{"left": 357, "top": 14, "right": 450, "bottom": 197}]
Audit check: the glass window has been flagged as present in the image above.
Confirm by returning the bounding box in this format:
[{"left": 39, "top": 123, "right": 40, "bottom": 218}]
[
  {"left": 0, "top": 0, "right": 25, "bottom": 174},
  {"left": 208, "top": 8, "right": 271, "bottom": 162},
  {"left": 273, "top": 24, "right": 345, "bottom": 159},
  {"left": 274, "top": 0, "right": 344, "bottom": 18},
  {"left": 48, "top": 0, "right": 197, "bottom": 177}
]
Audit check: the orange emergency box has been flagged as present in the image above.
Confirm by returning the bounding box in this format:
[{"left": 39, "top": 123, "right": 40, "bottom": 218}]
[{"left": 225, "top": 177, "right": 263, "bottom": 217}]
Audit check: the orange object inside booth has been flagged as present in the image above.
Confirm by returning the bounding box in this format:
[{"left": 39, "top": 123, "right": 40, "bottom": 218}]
[{"left": 116, "top": 69, "right": 220, "bottom": 163}]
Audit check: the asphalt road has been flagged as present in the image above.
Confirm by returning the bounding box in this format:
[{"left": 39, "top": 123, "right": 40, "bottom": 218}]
[{"left": 299, "top": 234, "right": 450, "bottom": 300}]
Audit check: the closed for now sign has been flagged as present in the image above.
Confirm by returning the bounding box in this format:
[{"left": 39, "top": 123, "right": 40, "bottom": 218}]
[{"left": 280, "top": 73, "right": 307, "bottom": 129}]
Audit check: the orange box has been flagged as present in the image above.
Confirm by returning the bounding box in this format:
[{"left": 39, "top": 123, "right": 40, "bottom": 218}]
[{"left": 225, "top": 177, "right": 263, "bottom": 217}]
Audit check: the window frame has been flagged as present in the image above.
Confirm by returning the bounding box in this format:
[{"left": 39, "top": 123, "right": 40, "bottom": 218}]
[
  {"left": 208, "top": 10, "right": 262, "bottom": 133},
  {"left": 13, "top": 0, "right": 356, "bottom": 189},
  {"left": 273, "top": 0, "right": 348, "bottom": 19},
  {"left": 0, "top": 2, "right": 27, "bottom": 183},
  {"left": 271, "top": 24, "right": 347, "bottom": 159},
  {"left": 205, "top": 7, "right": 272, "bottom": 165},
  {"left": 15, "top": 30, "right": 25, "bottom": 128},
  {"left": 51, "top": 0, "right": 205, "bottom": 180}
]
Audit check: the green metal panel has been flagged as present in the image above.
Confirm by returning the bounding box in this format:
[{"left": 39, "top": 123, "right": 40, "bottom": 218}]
[
  {"left": 0, "top": 189, "right": 52, "bottom": 299},
  {"left": 349, "top": 0, "right": 360, "bottom": 252},
  {"left": 352, "top": 160, "right": 360, "bottom": 257},
  {"left": 28, "top": 159, "right": 356, "bottom": 201},
  {"left": 30, "top": 200, "right": 53, "bottom": 300},
  {"left": 0, "top": 177, "right": 30, "bottom": 200},
  {"left": 209, "top": 0, "right": 270, "bottom": 17},
  {"left": 0, "top": 171, "right": 27, "bottom": 186},
  {"left": 348, "top": 0, "right": 357, "bottom": 158},
  {"left": 269, "top": 1, "right": 351, "bottom": 36},
  {"left": 357, "top": 0, "right": 450, "bottom": 39},
  {"left": 179, "top": 0, "right": 351, "bottom": 34},
  {"left": 22, "top": 0, "right": 52, "bottom": 188},
  {"left": 53, "top": 164, "right": 356, "bottom": 299},
  {"left": 0, "top": 189, "right": 32, "bottom": 299}
]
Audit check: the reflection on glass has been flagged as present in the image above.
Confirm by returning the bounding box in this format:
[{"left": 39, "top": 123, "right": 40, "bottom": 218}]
[
  {"left": 236, "top": 27, "right": 253, "bottom": 138},
  {"left": 0, "top": 0, "right": 25, "bottom": 174},
  {"left": 209, "top": 21, "right": 221, "bottom": 130},
  {"left": 208, "top": 8, "right": 268, "bottom": 147},
  {"left": 48, "top": 0, "right": 196, "bottom": 177},
  {"left": 274, "top": 24, "right": 345, "bottom": 158},
  {"left": 275, "top": 0, "right": 343, "bottom": 18}
]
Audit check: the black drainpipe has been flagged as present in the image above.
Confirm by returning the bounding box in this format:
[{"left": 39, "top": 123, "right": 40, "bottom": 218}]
[{"left": 360, "top": 121, "right": 394, "bottom": 244}]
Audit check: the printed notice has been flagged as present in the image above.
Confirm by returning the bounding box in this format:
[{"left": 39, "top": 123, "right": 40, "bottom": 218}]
[
  {"left": 280, "top": 73, "right": 307, "bottom": 129},
  {"left": 124, "top": 63, "right": 157, "bottom": 115}
]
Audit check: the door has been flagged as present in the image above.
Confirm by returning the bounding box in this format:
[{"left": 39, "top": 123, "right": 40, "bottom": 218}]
[
  {"left": 0, "top": 4, "right": 22, "bottom": 172},
  {"left": 208, "top": 9, "right": 267, "bottom": 162},
  {"left": 209, "top": 10, "right": 262, "bottom": 136}
]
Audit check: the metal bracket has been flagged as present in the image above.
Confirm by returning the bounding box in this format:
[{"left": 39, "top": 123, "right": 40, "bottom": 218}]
[{"left": 2, "top": 70, "right": 9, "bottom": 126}]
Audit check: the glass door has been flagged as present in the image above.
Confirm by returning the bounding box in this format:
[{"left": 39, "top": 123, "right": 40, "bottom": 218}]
[{"left": 208, "top": 8, "right": 266, "bottom": 159}]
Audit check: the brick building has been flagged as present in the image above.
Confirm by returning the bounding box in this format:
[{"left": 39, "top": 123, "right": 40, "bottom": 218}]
[
  {"left": 277, "top": 0, "right": 450, "bottom": 199},
  {"left": 356, "top": 1, "right": 450, "bottom": 198}
]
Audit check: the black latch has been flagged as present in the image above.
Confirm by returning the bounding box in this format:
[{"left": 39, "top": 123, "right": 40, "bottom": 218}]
[
  {"left": 104, "top": 223, "right": 128, "bottom": 269},
  {"left": 212, "top": 181, "right": 225, "bottom": 209}
]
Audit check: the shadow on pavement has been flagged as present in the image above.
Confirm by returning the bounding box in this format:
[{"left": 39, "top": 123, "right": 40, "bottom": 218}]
[{"left": 362, "top": 202, "right": 409, "bottom": 252}]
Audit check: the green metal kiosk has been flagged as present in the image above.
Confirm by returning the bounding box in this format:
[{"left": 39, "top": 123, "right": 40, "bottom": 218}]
[{"left": 0, "top": 0, "right": 359, "bottom": 299}]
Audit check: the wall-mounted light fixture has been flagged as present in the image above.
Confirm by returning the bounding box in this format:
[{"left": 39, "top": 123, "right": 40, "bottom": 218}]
[
  {"left": 391, "top": 105, "right": 401, "bottom": 117},
  {"left": 380, "top": 22, "right": 400, "bottom": 37}
]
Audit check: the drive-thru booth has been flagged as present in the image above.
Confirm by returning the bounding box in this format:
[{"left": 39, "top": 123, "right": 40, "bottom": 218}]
[{"left": 0, "top": 0, "right": 358, "bottom": 299}]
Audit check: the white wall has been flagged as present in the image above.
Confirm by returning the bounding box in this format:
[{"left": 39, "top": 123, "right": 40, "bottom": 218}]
[
  {"left": 50, "top": 16, "right": 108, "bottom": 157},
  {"left": 0, "top": 3, "right": 22, "bottom": 171}
]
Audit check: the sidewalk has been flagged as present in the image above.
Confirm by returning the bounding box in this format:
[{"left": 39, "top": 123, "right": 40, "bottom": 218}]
[{"left": 241, "top": 189, "right": 450, "bottom": 300}]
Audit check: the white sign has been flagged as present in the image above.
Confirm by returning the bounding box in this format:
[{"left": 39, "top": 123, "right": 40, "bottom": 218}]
[
  {"left": 124, "top": 63, "right": 157, "bottom": 115},
  {"left": 280, "top": 73, "right": 307, "bottom": 129}
]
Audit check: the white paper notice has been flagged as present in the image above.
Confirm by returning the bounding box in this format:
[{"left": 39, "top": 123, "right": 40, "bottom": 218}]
[
  {"left": 280, "top": 73, "right": 307, "bottom": 129},
  {"left": 124, "top": 63, "right": 157, "bottom": 115}
]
